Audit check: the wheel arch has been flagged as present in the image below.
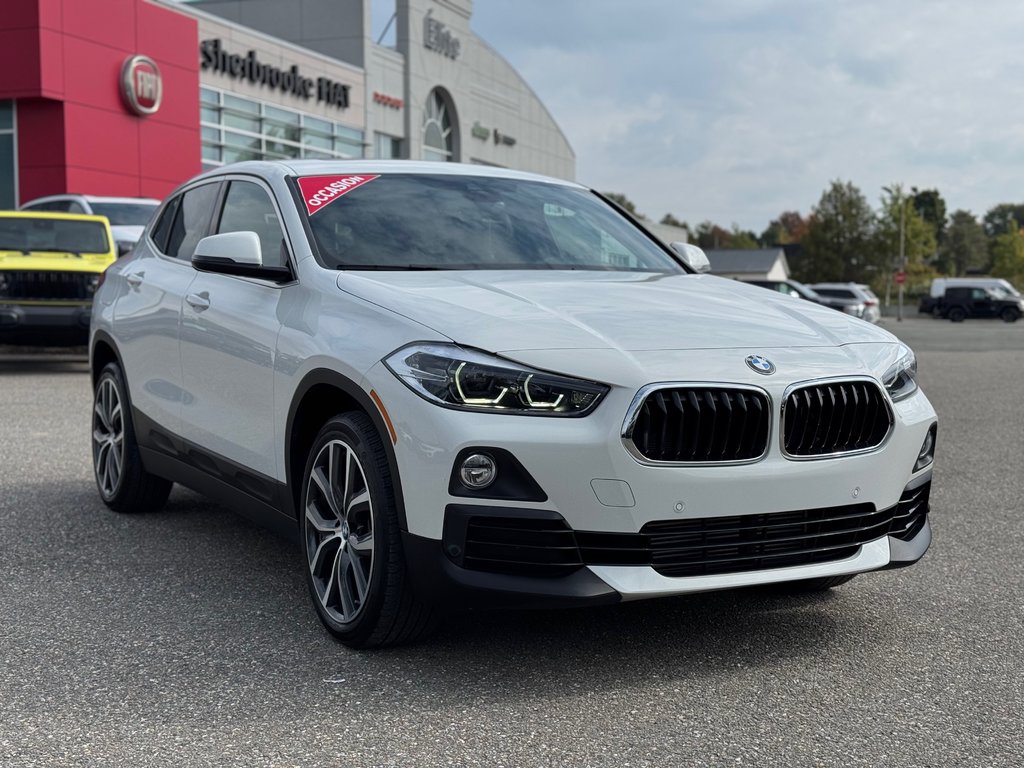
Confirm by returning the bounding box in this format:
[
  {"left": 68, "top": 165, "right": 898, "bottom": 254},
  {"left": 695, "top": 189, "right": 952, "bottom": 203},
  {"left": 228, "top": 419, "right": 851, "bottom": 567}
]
[
  {"left": 90, "top": 330, "right": 124, "bottom": 385},
  {"left": 286, "top": 369, "right": 408, "bottom": 531}
]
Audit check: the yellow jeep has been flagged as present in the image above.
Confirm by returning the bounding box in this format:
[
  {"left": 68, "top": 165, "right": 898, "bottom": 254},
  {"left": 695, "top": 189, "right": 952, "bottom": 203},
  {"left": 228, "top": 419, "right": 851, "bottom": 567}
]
[{"left": 0, "top": 211, "right": 116, "bottom": 346}]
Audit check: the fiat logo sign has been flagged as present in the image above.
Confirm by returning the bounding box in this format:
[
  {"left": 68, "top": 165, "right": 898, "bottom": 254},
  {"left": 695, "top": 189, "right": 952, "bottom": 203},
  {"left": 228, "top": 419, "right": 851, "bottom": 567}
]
[{"left": 120, "top": 55, "right": 162, "bottom": 116}]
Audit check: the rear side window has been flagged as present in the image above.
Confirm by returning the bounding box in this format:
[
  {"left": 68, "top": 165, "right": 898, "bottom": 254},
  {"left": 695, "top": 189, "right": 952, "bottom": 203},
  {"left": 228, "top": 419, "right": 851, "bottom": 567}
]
[
  {"left": 817, "top": 288, "right": 855, "bottom": 299},
  {"left": 165, "top": 183, "right": 220, "bottom": 260},
  {"left": 216, "top": 180, "right": 288, "bottom": 267},
  {"left": 150, "top": 197, "right": 181, "bottom": 255}
]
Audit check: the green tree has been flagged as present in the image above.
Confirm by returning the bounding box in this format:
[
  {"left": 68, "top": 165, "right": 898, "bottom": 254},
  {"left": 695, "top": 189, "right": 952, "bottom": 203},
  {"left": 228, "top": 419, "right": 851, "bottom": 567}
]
[
  {"left": 660, "top": 213, "right": 687, "bottom": 228},
  {"left": 760, "top": 211, "right": 808, "bottom": 246},
  {"left": 982, "top": 203, "right": 1024, "bottom": 237},
  {"left": 938, "top": 210, "right": 987, "bottom": 276},
  {"left": 910, "top": 187, "right": 947, "bottom": 248},
  {"left": 872, "top": 184, "right": 937, "bottom": 297},
  {"left": 990, "top": 225, "right": 1024, "bottom": 286},
  {"left": 795, "top": 180, "right": 874, "bottom": 283},
  {"left": 603, "top": 192, "right": 639, "bottom": 216},
  {"left": 728, "top": 225, "right": 759, "bottom": 249}
]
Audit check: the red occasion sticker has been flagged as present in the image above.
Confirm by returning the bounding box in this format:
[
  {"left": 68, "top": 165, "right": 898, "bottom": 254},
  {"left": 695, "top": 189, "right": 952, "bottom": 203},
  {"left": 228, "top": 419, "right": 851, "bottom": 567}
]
[{"left": 297, "top": 174, "right": 379, "bottom": 215}]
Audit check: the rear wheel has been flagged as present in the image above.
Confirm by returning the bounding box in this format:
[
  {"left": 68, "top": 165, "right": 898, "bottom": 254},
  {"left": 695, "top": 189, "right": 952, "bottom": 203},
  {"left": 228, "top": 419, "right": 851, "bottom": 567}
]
[
  {"left": 301, "top": 412, "right": 435, "bottom": 648},
  {"left": 1000, "top": 307, "right": 1019, "bottom": 323},
  {"left": 92, "top": 363, "right": 172, "bottom": 513},
  {"left": 948, "top": 306, "right": 966, "bottom": 322}
]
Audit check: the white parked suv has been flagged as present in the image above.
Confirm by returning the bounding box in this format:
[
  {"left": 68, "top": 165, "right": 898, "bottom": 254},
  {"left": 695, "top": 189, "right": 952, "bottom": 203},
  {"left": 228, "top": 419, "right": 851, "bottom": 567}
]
[
  {"left": 89, "top": 161, "right": 937, "bottom": 647},
  {"left": 21, "top": 194, "right": 159, "bottom": 256}
]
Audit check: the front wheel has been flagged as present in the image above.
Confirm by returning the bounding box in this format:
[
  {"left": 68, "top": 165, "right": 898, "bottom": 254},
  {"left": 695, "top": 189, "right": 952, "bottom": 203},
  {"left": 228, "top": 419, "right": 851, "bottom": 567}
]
[
  {"left": 92, "top": 363, "right": 172, "bottom": 513},
  {"left": 948, "top": 307, "right": 966, "bottom": 322},
  {"left": 301, "top": 412, "right": 435, "bottom": 648},
  {"left": 1001, "top": 308, "right": 1019, "bottom": 323}
]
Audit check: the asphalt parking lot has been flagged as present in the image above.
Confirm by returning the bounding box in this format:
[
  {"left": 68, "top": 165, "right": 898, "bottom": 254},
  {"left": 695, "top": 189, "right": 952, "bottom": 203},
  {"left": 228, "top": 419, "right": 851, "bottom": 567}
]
[{"left": 1, "top": 316, "right": 1022, "bottom": 767}]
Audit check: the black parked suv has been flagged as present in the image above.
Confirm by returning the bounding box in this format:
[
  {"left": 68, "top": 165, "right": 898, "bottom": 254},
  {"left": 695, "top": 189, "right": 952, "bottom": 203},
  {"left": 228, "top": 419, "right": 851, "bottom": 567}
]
[{"left": 937, "top": 286, "right": 1024, "bottom": 322}]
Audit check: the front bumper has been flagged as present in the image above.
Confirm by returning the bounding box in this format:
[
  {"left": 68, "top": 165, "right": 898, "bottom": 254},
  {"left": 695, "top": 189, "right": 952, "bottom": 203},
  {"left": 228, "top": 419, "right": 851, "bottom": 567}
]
[
  {"left": 403, "top": 472, "right": 932, "bottom": 608},
  {"left": 0, "top": 302, "right": 92, "bottom": 345}
]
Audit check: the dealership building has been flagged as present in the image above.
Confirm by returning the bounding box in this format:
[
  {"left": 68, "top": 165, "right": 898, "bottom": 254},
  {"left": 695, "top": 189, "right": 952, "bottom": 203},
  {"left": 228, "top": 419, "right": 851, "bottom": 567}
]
[{"left": 0, "top": 0, "right": 575, "bottom": 209}]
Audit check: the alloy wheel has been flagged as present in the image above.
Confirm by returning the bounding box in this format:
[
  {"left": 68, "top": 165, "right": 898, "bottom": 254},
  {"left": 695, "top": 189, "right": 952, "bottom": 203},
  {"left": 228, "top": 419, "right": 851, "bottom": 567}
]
[
  {"left": 304, "top": 439, "right": 375, "bottom": 623},
  {"left": 93, "top": 377, "right": 125, "bottom": 498}
]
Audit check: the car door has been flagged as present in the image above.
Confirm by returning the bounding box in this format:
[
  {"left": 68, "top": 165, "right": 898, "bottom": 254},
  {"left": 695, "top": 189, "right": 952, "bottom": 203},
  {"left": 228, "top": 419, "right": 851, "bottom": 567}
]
[
  {"left": 970, "top": 288, "right": 994, "bottom": 317},
  {"left": 114, "top": 182, "right": 221, "bottom": 438},
  {"left": 178, "top": 177, "right": 293, "bottom": 483}
]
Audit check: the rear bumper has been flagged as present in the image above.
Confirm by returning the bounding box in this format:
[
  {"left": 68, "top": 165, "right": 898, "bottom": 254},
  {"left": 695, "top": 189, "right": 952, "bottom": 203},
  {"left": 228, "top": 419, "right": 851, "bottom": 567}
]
[
  {"left": 402, "top": 472, "right": 932, "bottom": 609},
  {"left": 0, "top": 302, "right": 91, "bottom": 345}
]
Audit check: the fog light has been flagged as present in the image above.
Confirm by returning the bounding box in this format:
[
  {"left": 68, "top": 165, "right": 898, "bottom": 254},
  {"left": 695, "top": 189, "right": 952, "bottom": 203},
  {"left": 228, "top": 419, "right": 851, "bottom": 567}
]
[
  {"left": 459, "top": 453, "right": 497, "bottom": 489},
  {"left": 914, "top": 427, "right": 936, "bottom": 472}
]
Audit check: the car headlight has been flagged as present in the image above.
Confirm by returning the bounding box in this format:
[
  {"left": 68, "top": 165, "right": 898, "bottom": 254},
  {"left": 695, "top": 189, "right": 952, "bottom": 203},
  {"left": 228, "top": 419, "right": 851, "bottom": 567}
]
[
  {"left": 384, "top": 343, "right": 608, "bottom": 416},
  {"left": 882, "top": 343, "right": 918, "bottom": 402}
]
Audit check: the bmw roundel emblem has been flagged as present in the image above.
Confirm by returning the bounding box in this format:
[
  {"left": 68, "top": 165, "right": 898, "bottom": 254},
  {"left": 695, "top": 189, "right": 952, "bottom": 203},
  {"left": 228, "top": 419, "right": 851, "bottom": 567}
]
[{"left": 745, "top": 355, "right": 776, "bottom": 375}]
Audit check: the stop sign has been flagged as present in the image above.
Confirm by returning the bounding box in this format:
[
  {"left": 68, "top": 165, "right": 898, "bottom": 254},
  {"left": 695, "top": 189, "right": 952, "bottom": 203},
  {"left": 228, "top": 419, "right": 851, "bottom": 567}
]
[{"left": 895, "top": 271, "right": 906, "bottom": 285}]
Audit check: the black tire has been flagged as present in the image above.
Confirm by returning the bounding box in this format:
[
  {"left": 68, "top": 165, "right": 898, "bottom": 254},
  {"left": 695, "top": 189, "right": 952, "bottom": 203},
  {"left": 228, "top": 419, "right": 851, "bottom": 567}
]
[
  {"left": 1000, "top": 308, "right": 1019, "bottom": 323},
  {"left": 92, "top": 362, "right": 172, "bottom": 513},
  {"left": 948, "top": 307, "right": 966, "bottom": 323},
  {"left": 781, "top": 574, "right": 856, "bottom": 592},
  {"left": 300, "top": 412, "right": 435, "bottom": 648}
]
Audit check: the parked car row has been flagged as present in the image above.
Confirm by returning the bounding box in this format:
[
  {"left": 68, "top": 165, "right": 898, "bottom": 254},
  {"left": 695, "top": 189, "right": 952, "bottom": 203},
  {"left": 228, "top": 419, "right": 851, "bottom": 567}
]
[
  {"left": 1, "top": 196, "right": 157, "bottom": 346},
  {"left": 741, "top": 279, "right": 882, "bottom": 324}
]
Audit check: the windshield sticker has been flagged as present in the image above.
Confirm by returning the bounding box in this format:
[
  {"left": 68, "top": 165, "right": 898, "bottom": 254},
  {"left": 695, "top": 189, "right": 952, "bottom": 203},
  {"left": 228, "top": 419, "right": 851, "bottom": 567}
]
[{"left": 298, "top": 174, "right": 380, "bottom": 215}]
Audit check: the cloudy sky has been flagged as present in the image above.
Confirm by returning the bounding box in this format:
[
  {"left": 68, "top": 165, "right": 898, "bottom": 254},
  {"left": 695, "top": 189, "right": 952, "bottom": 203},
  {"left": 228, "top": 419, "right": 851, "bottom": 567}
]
[{"left": 448, "top": 0, "right": 1023, "bottom": 233}]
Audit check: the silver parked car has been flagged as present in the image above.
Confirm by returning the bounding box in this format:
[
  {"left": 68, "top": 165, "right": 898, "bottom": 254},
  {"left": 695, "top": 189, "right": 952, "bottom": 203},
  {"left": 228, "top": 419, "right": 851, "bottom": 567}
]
[
  {"left": 20, "top": 194, "right": 160, "bottom": 256},
  {"left": 811, "top": 283, "right": 882, "bottom": 324}
]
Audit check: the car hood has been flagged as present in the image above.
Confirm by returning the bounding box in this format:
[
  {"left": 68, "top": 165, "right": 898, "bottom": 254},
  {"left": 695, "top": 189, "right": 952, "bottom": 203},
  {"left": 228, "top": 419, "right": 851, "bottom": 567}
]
[{"left": 338, "top": 270, "right": 896, "bottom": 356}]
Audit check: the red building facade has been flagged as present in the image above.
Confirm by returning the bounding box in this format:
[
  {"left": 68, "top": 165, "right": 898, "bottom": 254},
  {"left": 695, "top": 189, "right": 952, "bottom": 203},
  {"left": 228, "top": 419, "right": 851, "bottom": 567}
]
[{"left": 0, "top": 0, "right": 201, "bottom": 206}]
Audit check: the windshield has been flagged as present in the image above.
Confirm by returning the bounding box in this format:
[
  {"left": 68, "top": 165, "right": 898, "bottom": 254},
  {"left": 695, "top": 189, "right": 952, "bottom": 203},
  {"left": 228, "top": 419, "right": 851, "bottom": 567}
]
[
  {"left": 89, "top": 202, "right": 158, "bottom": 227},
  {"left": 0, "top": 216, "right": 110, "bottom": 254},
  {"left": 300, "top": 174, "right": 683, "bottom": 273}
]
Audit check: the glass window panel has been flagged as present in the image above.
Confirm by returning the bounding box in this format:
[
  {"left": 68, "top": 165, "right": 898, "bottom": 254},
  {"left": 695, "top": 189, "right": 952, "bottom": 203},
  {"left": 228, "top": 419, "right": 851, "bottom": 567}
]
[
  {"left": 0, "top": 134, "right": 15, "bottom": 209},
  {"left": 222, "top": 147, "right": 261, "bottom": 164},
  {"left": 202, "top": 144, "right": 222, "bottom": 162},
  {"left": 200, "top": 106, "right": 220, "bottom": 124},
  {"left": 263, "top": 120, "right": 300, "bottom": 142},
  {"left": 201, "top": 160, "right": 221, "bottom": 172},
  {"left": 217, "top": 180, "right": 287, "bottom": 267},
  {"left": 167, "top": 183, "right": 220, "bottom": 260},
  {"left": 334, "top": 136, "right": 363, "bottom": 156},
  {"left": 303, "top": 131, "right": 333, "bottom": 150},
  {"left": 201, "top": 126, "right": 220, "bottom": 143},
  {"left": 223, "top": 131, "right": 260, "bottom": 150},
  {"left": 302, "top": 149, "right": 334, "bottom": 159},
  {"left": 265, "top": 105, "right": 299, "bottom": 125},
  {"left": 0, "top": 101, "right": 13, "bottom": 132},
  {"left": 304, "top": 115, "right": 332, "bottom": 134},
  {"left": 200, "top": 88, "right": 220, "bottom": 106},
  {"left": 223, "top": 94, "right": 259, "bottom": 114},
  {"left": 335, "top": 125, "right": 363, "bottom": 142},
  {"left": 224, "top": 112, "right": 260, "bottom": 133},
  {"left": 266, "top": 141, "right": 301, "bottom": 158}
]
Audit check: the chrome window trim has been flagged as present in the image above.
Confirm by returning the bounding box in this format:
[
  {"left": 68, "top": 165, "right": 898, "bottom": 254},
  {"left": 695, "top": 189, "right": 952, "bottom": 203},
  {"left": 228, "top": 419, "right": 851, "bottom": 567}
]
[
  {"left": 779, "top": 375, "right": 894, "bottom": 461},
  {"left": 621, "top": 381, "right": 773, "bottom": 467}
]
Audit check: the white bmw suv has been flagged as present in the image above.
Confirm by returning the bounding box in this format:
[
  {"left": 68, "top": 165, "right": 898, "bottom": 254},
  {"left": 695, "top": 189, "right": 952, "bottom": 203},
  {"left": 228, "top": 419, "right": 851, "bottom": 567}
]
[{"left": 89, "top": 161, "right": 936, "bottom": 647}]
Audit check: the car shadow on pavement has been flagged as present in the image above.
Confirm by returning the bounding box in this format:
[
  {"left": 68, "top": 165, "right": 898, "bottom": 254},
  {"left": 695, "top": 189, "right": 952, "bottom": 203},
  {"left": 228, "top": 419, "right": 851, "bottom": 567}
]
[{"left": 7, "top": 477, "right": 882, "bottom": 712}]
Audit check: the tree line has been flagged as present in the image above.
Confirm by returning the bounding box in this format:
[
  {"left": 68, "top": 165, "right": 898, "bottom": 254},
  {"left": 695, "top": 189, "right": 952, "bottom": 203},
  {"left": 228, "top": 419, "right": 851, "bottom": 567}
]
[{"left": 605, "top": 183, "right": 1024, "bottom": 295}]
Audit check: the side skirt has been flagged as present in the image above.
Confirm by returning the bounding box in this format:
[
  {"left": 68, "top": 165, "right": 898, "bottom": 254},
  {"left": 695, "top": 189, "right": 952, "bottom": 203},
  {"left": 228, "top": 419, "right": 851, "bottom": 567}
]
[{"left": 134, "top": 408, "right": 297, "bottom": 541}]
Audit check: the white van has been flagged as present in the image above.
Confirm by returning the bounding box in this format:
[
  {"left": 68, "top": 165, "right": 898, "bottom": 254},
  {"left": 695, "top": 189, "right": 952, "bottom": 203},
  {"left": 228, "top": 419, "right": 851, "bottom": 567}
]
[{"left": 930, "top": 277, "right": 1020, "bottom": 298}]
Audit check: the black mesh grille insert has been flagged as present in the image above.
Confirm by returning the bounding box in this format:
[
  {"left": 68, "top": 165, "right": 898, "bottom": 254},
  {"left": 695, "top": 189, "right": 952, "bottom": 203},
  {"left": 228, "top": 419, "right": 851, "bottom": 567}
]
[
  {"left": 462, "top": 516, "right": 582, "bottom": 576},
  {"left": 578, "top": 501, "right": 904, "bottom": 578},
  {"left": 628, "top": 387, "right": 770, "bottom": 462},
  {"left": 889, "top": 479, "right": 930, "bottom": 541},
  {"left": 1, "top": 270, "right": 94, "bottom": 300},
  {"left": 782, "top": 380, "right": 891, "bottom": 456}
]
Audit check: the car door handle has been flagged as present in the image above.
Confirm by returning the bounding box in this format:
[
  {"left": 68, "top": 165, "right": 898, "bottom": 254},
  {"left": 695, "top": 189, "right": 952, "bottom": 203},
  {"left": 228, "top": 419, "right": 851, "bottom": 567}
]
[
  {"left": 125, "top": 273, "right": 143, "bottom": 287},
  {"left": 185, "top": 292, "right": 211, "bottom": 311}
]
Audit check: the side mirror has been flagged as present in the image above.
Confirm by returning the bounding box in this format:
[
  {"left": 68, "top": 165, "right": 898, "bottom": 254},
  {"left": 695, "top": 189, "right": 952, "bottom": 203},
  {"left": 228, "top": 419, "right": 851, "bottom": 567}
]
[
  {"left": 194, "top": 231, "right": 263, "bottom": 266},
  {"left": 192, "top": 231, "right": 292, "bottom": 282},
  {"left": 670, "top": 241, "right": 711, "bottom": 274}
]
